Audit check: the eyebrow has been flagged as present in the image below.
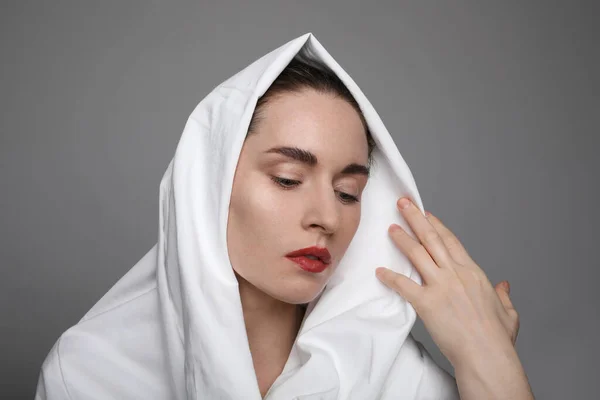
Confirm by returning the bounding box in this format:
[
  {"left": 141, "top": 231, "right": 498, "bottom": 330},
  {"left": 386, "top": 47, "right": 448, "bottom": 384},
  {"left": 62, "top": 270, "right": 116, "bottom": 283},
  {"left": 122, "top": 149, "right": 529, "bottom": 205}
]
[{"left": 264, "top": 146, "right": 370, "bottom": 177}]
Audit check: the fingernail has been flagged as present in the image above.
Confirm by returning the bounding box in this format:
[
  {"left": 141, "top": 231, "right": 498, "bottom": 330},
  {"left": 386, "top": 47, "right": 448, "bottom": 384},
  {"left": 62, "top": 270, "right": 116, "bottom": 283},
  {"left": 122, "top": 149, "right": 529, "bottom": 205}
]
[
  {"left": 389, "top": 224, "right": 401, "bottom": 232},
  {"left": 398, "top": 198, "right": 411, "bottom": 209},
  {"left": 425, "top": 210, "right": 432, "bottom": 217},
  {"left": 505, "top": 281, "right": 511, "bottom": 293}
]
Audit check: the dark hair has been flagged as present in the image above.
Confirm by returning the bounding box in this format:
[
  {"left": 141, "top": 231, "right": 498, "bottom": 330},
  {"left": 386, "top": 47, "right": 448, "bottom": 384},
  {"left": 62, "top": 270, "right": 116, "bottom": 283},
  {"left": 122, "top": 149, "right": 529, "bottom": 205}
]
[{"left": 247, "top": 53, "right": 376, "bottom": 167}]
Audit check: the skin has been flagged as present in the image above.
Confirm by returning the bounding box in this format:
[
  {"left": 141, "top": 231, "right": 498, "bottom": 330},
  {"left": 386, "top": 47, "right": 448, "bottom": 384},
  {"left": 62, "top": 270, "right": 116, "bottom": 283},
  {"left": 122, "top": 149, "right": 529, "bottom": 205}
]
[
  {"left": 226, "top": 88, "right": 534, "bottom": 399},
  {"left": 376, "top": 199, "right": 535, "bottom": 399},
  {"left": 227, "top": 88, "right": 369, "bottom": 397}
]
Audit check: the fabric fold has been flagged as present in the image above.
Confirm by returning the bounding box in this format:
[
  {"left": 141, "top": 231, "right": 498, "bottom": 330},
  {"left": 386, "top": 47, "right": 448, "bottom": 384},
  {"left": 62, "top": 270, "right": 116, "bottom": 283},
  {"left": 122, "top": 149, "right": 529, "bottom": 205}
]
[{"left": 35, "top": 32, "right": 459, "bottom": 400}]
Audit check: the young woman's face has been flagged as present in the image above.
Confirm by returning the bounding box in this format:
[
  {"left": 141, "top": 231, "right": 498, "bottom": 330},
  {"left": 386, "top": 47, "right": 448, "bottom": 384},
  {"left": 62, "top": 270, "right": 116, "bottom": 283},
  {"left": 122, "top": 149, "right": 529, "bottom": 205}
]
[{"left": 227, "top": 89, "right": 370, "bottom": 304}]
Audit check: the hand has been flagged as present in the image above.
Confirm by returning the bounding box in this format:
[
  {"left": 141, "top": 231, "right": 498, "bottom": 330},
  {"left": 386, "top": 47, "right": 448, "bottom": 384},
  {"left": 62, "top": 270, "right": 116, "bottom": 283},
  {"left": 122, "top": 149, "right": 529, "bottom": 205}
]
[{"left": 375, "top": 197, "right": 520, "bottom": 367}]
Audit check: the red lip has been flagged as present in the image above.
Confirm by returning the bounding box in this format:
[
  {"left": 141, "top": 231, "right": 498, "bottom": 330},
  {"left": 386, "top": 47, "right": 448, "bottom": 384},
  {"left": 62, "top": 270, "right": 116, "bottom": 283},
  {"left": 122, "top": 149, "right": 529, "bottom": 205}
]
[{"left": 285, "top": 246, "right": 332, "bottom": 273}]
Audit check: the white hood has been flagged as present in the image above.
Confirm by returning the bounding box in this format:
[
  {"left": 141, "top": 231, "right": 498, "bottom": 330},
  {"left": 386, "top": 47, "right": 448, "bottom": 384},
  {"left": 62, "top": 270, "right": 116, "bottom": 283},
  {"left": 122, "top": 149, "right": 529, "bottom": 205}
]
[{"left": 36, "top": 33, "right": 459, "bottom": 400}]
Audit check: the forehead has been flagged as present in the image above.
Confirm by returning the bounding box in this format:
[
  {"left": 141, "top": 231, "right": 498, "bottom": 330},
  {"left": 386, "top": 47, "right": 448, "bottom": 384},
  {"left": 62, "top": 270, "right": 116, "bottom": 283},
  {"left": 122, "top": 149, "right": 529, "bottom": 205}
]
[{"left": 250, "top": 90, "right": 369, "bottom": 163}]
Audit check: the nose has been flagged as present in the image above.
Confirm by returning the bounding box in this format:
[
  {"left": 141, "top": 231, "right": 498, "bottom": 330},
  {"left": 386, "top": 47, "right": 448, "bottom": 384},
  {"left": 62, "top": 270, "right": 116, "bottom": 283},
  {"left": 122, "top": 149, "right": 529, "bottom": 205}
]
[{"left": 301, "top": 183, "right": 340, "bottom": 235}]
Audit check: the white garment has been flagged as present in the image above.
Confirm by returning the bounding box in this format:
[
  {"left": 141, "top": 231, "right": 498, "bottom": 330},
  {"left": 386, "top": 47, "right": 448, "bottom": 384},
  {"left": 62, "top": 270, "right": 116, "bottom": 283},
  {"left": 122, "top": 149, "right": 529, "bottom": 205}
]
[{"left": 35, "top": 33, "right": 460, "bottom": 400}]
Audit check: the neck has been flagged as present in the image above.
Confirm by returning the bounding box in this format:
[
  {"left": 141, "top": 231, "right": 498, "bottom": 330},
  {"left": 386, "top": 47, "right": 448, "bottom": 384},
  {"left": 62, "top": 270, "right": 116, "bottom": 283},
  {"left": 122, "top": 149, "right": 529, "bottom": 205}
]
[
  {"left": 235, "top": 272, "right": 305, "bottom": 397},
  {"left": 236, "top": 272, "right": 304, "bottom": 342}
]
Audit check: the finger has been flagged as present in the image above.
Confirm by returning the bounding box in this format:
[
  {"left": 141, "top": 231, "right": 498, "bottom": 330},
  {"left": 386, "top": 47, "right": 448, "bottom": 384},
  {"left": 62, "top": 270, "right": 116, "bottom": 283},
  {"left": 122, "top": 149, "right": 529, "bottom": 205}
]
[
  {"left": 389, "top": 224, "right": 441, "bottom": 284},
  {"left": 376, "top": 267, "right": 424, "bottom": 305},
  {"left": 425, "top": 211, "right": 475, "bottom": 266},
  {"left": 512, "top": 316, "right": 520, "bottom": 345},
  {"left": 494, "top": 282, "right": 520, "bottom": 345},
  {"left": 398, "top": 198, "right": 455, "bottom": 269},
  {"left": 494, "top": 281, "right": 515, "bottom": 311}
]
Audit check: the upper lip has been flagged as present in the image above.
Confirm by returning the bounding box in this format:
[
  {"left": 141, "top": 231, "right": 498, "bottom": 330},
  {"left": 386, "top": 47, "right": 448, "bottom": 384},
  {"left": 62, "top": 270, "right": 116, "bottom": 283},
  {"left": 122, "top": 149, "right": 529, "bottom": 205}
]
[{"left": 285, "top": 246, "right": 332, "bottom": 264}]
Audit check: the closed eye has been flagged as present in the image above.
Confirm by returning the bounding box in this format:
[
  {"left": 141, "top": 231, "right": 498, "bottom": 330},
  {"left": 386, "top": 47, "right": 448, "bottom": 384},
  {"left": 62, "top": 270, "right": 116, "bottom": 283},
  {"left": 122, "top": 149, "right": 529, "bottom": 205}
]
[
  {"left": 271, "top": 176, "right": 360, "bottom": 204},
  {"left": 271, "top": 176, "right": 300, "bottom": 189},
  {"left": 336, "top": 191, "right": 359, "bottom": 204}
]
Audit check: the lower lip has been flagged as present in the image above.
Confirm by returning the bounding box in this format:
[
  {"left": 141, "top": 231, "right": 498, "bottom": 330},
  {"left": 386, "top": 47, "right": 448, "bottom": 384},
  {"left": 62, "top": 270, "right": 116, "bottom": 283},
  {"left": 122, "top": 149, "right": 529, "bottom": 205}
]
[{"left": 286, "top": 256, "right": 329, "bottom": 273}]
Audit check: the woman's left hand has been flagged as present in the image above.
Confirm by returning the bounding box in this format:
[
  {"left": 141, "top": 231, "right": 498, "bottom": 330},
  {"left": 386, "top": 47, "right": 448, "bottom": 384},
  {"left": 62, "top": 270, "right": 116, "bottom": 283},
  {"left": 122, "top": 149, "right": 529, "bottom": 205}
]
[{"left": 375, "top": 197, "right": 520, "bottom": 369}]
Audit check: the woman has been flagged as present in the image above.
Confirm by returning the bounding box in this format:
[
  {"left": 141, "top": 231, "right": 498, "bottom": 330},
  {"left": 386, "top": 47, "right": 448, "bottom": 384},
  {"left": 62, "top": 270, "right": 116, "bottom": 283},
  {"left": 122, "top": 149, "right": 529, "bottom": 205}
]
[{"left": 35, "top": 33, "right": 534, "bottom": 399}]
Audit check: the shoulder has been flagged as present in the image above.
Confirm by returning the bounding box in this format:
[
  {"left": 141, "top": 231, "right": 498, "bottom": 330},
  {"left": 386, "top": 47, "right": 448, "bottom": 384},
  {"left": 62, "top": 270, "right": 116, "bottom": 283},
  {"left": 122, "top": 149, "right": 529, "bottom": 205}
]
[
  {"left": 38, "top": 288, "right": 171, "bottom": 399},
  {"left": 36, "top": 336, "right": 72, "bottom": 400},
  {"left": 36, "top": 263, "right": 173, "bottom": 399}
]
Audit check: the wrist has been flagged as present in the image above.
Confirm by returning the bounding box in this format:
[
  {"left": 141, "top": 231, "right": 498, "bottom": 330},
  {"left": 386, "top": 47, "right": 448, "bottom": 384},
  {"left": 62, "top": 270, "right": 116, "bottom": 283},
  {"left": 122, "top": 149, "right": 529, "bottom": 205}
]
[
  {"left": 451, "top": 333, "right": 518, "bottom": 371},
  {"left": 453, "top": 346, "right": 534, "bottom": 400}
]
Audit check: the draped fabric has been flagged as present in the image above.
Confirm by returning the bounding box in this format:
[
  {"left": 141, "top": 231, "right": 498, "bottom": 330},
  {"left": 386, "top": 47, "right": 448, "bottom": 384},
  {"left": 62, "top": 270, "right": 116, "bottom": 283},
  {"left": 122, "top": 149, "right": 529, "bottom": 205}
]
[{"left": 36, "top": 33, "right": 459, "bottom": 400}]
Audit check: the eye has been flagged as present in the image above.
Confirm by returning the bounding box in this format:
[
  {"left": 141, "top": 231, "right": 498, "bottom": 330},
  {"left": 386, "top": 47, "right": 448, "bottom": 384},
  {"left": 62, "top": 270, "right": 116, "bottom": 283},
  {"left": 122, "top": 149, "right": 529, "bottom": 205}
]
[
  {"left": 336, "top": 191, "right": 360, "bottom": 204},
  {"left": 271, "top": 176, "right": 301, "bottom": 189},
  {"left": 271, "top": 176, "right": 360, "bottom": 204}
]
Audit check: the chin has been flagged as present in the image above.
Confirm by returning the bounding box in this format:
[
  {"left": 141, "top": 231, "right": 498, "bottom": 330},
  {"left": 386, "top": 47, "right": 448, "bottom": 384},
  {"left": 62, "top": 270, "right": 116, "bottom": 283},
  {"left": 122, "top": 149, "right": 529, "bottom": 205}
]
[{"left": 266, "top": 276, "right": 328, "bottom": 305}]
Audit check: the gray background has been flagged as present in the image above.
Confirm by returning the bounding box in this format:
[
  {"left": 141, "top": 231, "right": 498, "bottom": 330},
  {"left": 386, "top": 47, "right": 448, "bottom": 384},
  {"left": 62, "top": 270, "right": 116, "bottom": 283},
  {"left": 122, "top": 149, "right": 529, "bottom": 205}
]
[{"left": 1, "top": 1, "right": 598, "bottom": 399}]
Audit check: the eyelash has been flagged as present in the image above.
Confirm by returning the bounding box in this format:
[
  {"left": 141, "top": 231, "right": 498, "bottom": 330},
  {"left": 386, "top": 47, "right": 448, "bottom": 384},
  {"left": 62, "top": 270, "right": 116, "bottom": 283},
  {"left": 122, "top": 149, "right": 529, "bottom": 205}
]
[{"left": 270, "top": 176, "right": 360, "bottom": 204}]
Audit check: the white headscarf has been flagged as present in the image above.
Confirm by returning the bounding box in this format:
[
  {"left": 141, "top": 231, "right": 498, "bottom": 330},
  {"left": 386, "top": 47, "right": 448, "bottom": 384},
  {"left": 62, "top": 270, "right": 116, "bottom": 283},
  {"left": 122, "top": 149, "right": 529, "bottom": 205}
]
[{"left": 36, "top": 32, "right": 459, "bottom": 400}]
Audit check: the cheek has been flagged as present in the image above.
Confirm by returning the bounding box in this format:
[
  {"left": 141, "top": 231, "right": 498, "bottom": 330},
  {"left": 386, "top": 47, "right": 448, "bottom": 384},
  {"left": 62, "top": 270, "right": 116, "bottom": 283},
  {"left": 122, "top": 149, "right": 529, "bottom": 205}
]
[
  {"left": 229, "top": 178, "right": 290, "bottom": 245},
  {"left": 337, "top": 208, "right": 362, "bottom": 247}
]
